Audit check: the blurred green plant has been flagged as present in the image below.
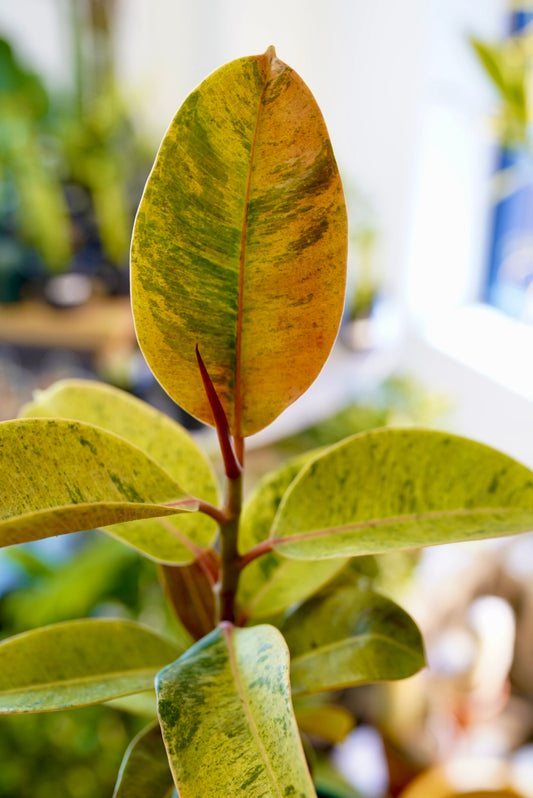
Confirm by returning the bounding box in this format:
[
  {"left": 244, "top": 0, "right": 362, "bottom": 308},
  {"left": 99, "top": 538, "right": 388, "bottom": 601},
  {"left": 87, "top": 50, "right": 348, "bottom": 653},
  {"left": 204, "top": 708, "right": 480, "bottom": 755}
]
[
  {"left": 0, "top": 38, "right": 71, "bottom": 275},
  {"left": 0, "top": 0, "right": 150, "bottom": 297},
  {"left": 471, "top": 29, "right": 533, "bottom": 149}
]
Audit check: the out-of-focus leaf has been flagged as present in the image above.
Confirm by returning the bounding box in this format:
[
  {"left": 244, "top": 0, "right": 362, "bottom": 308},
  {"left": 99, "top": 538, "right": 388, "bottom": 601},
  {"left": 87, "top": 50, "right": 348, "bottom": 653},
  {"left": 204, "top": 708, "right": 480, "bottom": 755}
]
[
  {"left": 156, "top": 623, "right": 316, "bottom": 797},
  {"left": 21, "top": 379, "right": 219, "bottom": 563},
  {"left": 113, "top": 722, "right": 174, "bottom": 798},
  {"left": 295, "top": 702, "right": 355, "bottom": 744},
  {"left": 0, "top": 418, "right": 197, "bottom": 553},
  {"left": 107, "top": 692, "right": 158, "bottom": 718},
  {"left": 398, "top": 758, "right": 525, "bottom": 797},
  {"left": 313, "top": 756, "right": 365, "bottom": 798},
  {"left": 159, "top": 559, "right": 217, "bottom": 640},
  {"left": 237, "top": 451, "right": 346, "bottom": 621},
  {"left": 132, "top": 48, "right": 347, "bottom": 437},
  {"left": 2, "top": 535, "right": 137, "bottom": 630},
  {"left": 272, "top": 429, "right": 533, "bottom": 560},
  {"left": 0, "top": 39, "right": 71, "bottom": 271},
  {"left": 282, "top": 585, "right": 425, "bottom": 696},
  {"left": 471, "top": 38, "right": 513, "bottom": 102},
  {"left": 471, "top": 35, "right": 530, "bottom": 144},
  {"left": 0, "top": 619, "right": 182, "bottom": 713}
]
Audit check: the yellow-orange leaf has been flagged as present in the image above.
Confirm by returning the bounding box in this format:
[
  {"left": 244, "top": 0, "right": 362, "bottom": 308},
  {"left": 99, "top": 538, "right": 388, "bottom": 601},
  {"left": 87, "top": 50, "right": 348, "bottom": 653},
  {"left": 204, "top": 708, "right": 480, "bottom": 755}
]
[{"left": 132, "top": 47, "right": 347, "bottom": 437}]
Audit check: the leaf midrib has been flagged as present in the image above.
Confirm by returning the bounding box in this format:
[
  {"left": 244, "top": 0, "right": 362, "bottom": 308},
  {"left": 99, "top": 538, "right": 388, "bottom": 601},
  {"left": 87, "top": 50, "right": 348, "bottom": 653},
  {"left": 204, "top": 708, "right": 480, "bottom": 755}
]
[
  {"left": 234, "top": 56, "right": 272, "bottom": 437},
  {"left": 272, "top": 504, "right": 525, "bottom": 546},
  {"left": 290, "top": 631, "right": 422, "bottom": 668},
  {"left": 0, "top": 667, "right": 160, "bottom": 695},
  {"left": 0, "top": 499, "right": 184, "bottom": 526},
  {"left": 222, "top": 625, "right": 284, "bottom": 798}
]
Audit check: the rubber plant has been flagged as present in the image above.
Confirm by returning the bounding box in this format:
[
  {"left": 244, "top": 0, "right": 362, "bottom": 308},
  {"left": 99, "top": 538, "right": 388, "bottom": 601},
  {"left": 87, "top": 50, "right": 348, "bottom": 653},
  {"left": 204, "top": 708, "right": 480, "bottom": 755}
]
[{"left": 1, "top": 48, "right": 533, "bottom": 797}]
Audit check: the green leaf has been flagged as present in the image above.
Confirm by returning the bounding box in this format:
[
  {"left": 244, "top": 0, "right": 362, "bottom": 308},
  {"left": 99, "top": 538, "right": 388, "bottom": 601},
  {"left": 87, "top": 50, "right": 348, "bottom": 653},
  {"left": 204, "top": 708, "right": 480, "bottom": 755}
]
[
  {"left": 237, "top": 452, "right": 347, "bottom": 621},
  {"left": 471, "top": 38, "right": 512, "bottom": 102},
  {"left": 271, "top": 429, "right": 533, "bottom": 559},
  {"left": 132, "top": 47, "right": 347, "bottom": 438},
  {"left": 156, "top": 623, "right": 317, "bottom": 798},
  {"left": 113, "top": 722, "right": 174, "bottom": 798},
  {"left": 294, "top": 701, "right": 355, "bottom": 744},
  {"left": 0, "top": 418, "right": 197, "bottom": 551},
  {"left": 21, "top": 379, "right": 219, "bottom": 563},
  {"left": 0, "top": 619, "right": 182, "bottom": 713},
  {"left": 282, "top": 585, "right": 425, "bottom": 696},
  {"left": 107, "top": 692, "right": 158, "bottom": 718},
  {"left": 312, "top": 757, "right": 365, "bottom": 798},
  {"left": 2, "top": 535, "right": 137, "bottom": 630}
]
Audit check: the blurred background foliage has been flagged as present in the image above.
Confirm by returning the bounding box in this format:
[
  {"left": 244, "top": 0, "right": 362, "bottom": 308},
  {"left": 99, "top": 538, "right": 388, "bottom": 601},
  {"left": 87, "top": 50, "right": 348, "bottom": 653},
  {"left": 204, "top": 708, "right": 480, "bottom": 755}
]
[{"left": 0, "top": 0, "right": 151, "bottom": 304}]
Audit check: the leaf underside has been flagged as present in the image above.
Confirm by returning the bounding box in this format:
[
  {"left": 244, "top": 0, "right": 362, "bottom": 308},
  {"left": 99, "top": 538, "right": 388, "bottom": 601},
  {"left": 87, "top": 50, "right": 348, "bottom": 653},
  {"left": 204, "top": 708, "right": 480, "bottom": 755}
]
[{"left": 132, "top": 47, "right": 347, "bottom": 437}]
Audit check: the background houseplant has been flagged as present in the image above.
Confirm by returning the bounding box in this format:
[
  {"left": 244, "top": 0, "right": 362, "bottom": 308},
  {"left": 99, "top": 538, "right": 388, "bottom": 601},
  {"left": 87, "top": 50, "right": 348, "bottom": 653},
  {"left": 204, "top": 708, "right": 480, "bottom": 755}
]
[
  {"left": 0, "top": 48, "right": 532, "bottom": 797},
  {"left": 0, "top": 0, "right": 150, "bottom": 303}
]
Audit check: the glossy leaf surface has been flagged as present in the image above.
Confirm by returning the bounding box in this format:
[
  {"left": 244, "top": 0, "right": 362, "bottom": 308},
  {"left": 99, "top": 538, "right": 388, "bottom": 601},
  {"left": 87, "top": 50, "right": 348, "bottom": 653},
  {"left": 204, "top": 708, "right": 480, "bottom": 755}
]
[
  {"left": 282, "top": 585, "right": 425, "bottom": 695},
  {"left": 157, "top": 623, "right": 316, "bottom": 797},
  {"left": 237, "top": 452, "right": 346, "bottom": 621},
  {"left": 0, "top": 619, "right": 182, "bottom": 713},
  {"left": 0, "top": 418, "right": 196, "bottom": 550},
  {"left": 272, "top": 429, "right": 533, "bottom": 559},
  {"left": 21, "top": 379, "right": 219, "bottom": 563},
  {"left": 132, "top": 48, "right": 347, "bottom": 437},
  {"left": 113, "top": 722, "right": 174, "bottom": 798}
]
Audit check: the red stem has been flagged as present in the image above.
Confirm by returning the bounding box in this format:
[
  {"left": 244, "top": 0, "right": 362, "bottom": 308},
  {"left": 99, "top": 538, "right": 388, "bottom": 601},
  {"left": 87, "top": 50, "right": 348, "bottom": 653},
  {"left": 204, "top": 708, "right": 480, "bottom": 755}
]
[
  {"left": 239, "top": 539, "right": 274, "bottom": 568},
  {"left": 196, "top": 345, "right": 242, "bottom": 480}
]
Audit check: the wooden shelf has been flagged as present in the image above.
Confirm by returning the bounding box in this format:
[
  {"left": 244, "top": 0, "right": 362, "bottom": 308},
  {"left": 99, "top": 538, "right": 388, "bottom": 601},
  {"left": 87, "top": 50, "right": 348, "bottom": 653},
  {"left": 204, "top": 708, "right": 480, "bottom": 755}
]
[{"left": 0, "top": 297, "right": 134, "bottom": 354}]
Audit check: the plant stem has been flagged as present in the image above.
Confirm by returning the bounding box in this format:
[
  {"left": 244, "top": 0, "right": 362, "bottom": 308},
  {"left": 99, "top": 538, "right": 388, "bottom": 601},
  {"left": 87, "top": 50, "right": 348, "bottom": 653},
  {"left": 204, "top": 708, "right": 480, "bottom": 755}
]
[{"left": 218, "top": 470, "right": 243, "bottom": 624}]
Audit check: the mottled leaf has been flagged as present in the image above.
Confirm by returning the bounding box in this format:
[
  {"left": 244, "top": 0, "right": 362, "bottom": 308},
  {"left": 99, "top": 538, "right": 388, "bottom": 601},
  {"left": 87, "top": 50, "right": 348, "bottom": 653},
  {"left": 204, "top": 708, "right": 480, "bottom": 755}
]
[
  {"left": 21, "top": 379, "right": 219, "bottom": 563},
  {"left": 272, "top": 429, "right": 533, "bottom": 559},
  {"left": 237, "top": 451, "right": 346, "bottom": 621},
  {"left": 113, "top": 722, "right": 174, "bottom": 798},
  {"left": 0, "top": 619, "right": 182, "bottom": 713},
  {"left": 132, "top": 47, "right": 347, "bottom": 437},
  {"left": 0, "top": 418, "right": 197, "bottom": 550},
  {"left": 282, "top": 585, "right": 425, "bottom": 696},
  {"left": 157, "top": 623, "right": 316, "bottom": 797}
]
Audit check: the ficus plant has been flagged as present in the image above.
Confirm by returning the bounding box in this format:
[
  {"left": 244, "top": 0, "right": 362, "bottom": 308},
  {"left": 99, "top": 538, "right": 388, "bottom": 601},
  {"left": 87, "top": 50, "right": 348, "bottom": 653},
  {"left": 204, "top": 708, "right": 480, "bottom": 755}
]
[{"left": 0, "top": 47, "right": 533, "bottom": 798}]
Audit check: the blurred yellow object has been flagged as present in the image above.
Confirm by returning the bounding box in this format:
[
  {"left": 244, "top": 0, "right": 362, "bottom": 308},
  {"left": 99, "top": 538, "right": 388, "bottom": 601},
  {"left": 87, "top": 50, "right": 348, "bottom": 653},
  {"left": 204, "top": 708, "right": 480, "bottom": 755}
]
[{"left": 398, "top": 757, "right": 527, "bottom": 798}]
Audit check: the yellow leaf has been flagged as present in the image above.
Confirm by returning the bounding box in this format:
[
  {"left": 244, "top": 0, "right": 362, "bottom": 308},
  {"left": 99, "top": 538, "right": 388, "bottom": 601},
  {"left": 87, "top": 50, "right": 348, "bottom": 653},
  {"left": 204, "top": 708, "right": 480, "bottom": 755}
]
[{"left": 132, "top": 47, "right": 347, "bottom": 437}]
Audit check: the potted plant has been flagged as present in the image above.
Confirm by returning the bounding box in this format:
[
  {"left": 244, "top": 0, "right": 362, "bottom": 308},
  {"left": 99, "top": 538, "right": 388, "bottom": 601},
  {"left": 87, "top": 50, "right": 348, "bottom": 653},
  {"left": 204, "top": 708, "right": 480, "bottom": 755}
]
[{"left": 0, "top": 48, "right": 532, "bottom": 797}]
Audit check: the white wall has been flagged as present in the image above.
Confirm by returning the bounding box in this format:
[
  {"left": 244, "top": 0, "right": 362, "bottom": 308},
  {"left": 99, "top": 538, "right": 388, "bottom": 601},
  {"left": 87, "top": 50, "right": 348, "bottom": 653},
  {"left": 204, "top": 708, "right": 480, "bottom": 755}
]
[{"left": 115, "top": 0, "right": 430, "bottom": 304}]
